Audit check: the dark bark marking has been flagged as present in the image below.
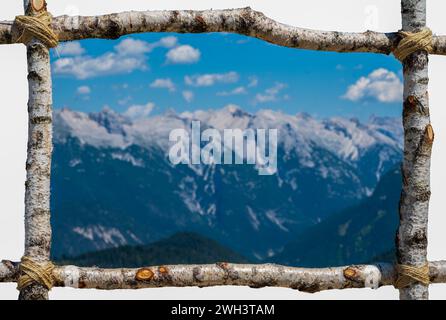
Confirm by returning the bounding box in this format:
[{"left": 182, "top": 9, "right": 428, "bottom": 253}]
[{"left": 30, "top": 116, "right": 52, "bottom": 125}]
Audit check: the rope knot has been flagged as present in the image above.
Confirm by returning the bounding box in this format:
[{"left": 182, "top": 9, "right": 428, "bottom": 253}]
[
  {"left": 395, "top": 263, "right": 430, "bottom": 289},
  {"left": 393, "top": 27, "right": 433, "bottom": 61},
  {"left": 13, "top": 12, "right": 58, "bottom": 48},
  {"left": 17, "top": 256, "right": 55, "bottom": 291}
]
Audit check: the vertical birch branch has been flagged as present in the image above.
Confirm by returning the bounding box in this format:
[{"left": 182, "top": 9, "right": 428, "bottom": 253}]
[
  {"left": 19, "top": 0, "right": 54, "bottom": 300},
  {"left": 397, "top": 0, "right": 432, "bottom": 300}
]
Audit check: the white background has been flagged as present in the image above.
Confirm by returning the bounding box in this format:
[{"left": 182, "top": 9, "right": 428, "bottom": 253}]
[{"left": 1, "top": 0, "right": 445, "bottom": 300}]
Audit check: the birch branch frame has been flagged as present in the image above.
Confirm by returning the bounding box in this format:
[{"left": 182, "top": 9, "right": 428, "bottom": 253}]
[
  {"left": 18, "top": 0, "right": 54, "bottom": 300},
  {"left": 397, "top": 0, "right": 432, "bottom": 300},
  {"left": 0, "top": 0, "right": 443, "bottom": 301},
  {"left": 0, "top": 7, "right": 446, "bottom": 55},
  {"left": 1, "top": 260, "right": 446, "bottom": 292}
]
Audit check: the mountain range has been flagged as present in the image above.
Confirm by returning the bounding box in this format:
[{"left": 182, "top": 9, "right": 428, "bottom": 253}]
[
  {"left": 57, "top": 232, "right": 249, "bottom": 268},
  {"left": 272, "top": 165, "right": 401, "bottom": 267},
  {"left": 60, "top": 165, "right": 401, "bottom": 267},
  {"left": 50, "top": 105, "right": 403, "bottom": 264}
]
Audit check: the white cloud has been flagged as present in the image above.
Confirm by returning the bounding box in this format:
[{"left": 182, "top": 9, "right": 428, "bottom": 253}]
[
  {"left": 114, "top": 38, "right": 152, "bottom": 56},
  {"left": 217, "top": 86, "right": 247, "bottom": 96},
  {"left": 185, "top": 72, "right": 239, "bottom": 87},
  {"left": 76, "top": 85, "right": 91, "bottom": 95},
  {"left": 53, "top": 53, "right": 147, "bottom": 79},
  {"left": 57, "top": 42, "right": 85, "bottom": 56},
  {"left": 158, "top": 36, "right": 178, "bottom": 48},
  {"left": 236, "top": 39, "right": 250, "bottom": 44},
  {"left": 123, "top": 102, "right": 155, "bottom": 119},
  {"left": 117, "top": 96, "right": 132, "bottom": 106},
  {"left": 113, "top": 83, "right": 129, "bottom": 90},
  {"left": 52, "top": 37, "right": 201, "bottom": 79},
  {"left": 248, "top": 76, "right": 259, "bottom": 88},
  {"left": 182, "top": 90, "right": 194, "bottom": 103},
  {"left": 254, "top": 82, "right": 287, "bottom": 104},
  {"left": 150, "top": 78, "right": 176, "bottom": 92},
  {"left": 114, "top": 37, "right": 177, "bottom": 56},
  {"left": 53, "top": 38, "right": 153, "bottom": 79},
  {"left": 166, "top": 45, "right": 201, "bottom": 64},
  {"left": 342, "top": 68, "right": 403, "bottom": 103}
]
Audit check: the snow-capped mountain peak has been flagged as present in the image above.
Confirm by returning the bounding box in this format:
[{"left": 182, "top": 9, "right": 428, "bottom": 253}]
[{"left": 54, "top": 106, "right": 402, "bottom": 164}]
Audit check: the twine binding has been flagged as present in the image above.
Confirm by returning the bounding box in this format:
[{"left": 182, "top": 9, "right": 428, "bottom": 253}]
[
  {"left": 395, "top": 263, "right": 430, "bottom": 289},
  {"left": 393, "top": 27, "right": 433, "bottom": 61},
  {"left": 17, "top": 256, "right": 55, "bottom": 291},
  {"left": 13, "top": 12, "right": 58, "bottom": 48}
]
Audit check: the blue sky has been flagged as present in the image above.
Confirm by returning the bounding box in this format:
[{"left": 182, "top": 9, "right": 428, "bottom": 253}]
[{"left": 51, "top": 32, "right": 403, "bottom": 121}]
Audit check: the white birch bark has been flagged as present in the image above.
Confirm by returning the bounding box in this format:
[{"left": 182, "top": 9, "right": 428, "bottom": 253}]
[
  {"left": 18, "top": 0, "right": 54, "bottom": 301},
  {"left": 0, "top": 260, "right": 20, "bottom": 283},
  {"left": 397, "top": 0, "right": 432, "bottom": 300},
  {"left": 1, "top": 8, "right": 446, "bottom": 55},
  {"left": 53, "top": 263, "right": 392, "bottom": 291},
  {"left": 0, "top": 22, "right": 13, "bottom": 44},
  {"left": 2, "top": 261, "right": 446, "bottom": 292}
]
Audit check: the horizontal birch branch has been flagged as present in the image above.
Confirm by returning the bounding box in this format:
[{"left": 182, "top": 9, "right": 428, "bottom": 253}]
[
  {"left": 2, "top": 260, "right": 446, "bottom": 292},
  {"left": 1, "top": 7, "right": 446, "bottom": 55}
]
